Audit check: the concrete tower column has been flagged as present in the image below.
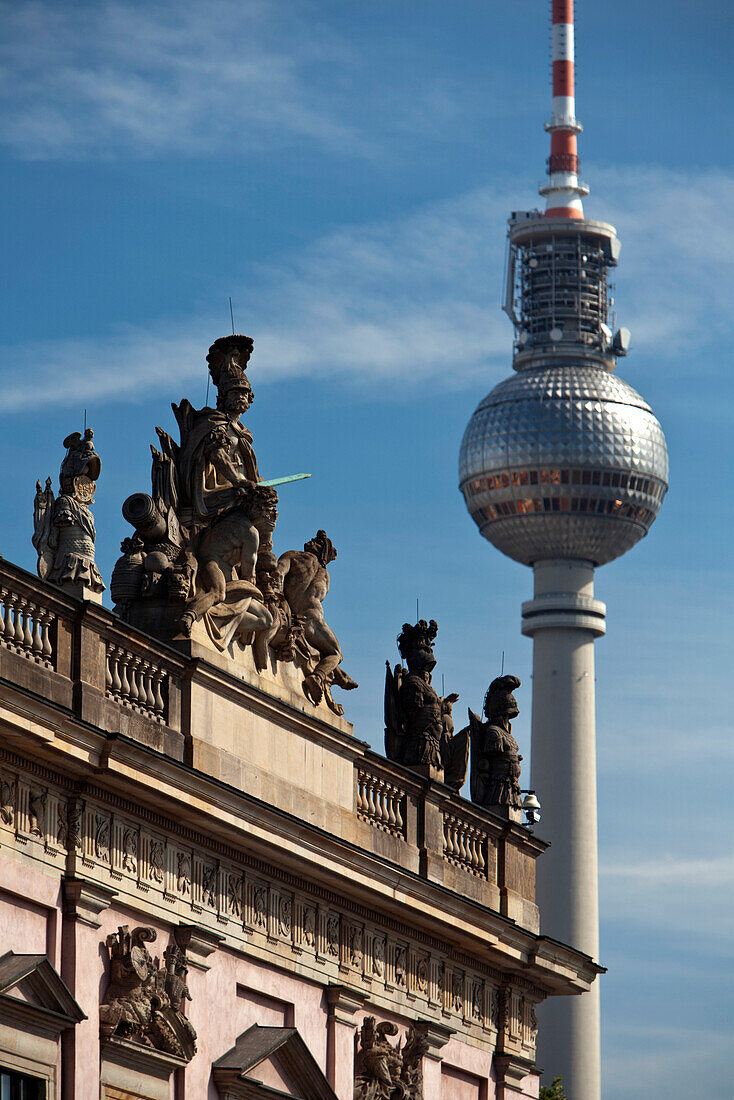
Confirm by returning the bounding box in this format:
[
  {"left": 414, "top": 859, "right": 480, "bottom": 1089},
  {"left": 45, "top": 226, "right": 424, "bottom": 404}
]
[{"left": 521, "top": 558, "right": 606, "bottom": 1100}]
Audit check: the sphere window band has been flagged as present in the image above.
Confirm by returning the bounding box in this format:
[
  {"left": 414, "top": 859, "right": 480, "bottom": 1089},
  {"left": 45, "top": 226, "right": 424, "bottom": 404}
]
[
  {"left": 463, "top": 467, "right": 666, "bottom": 501},
  {"left": 470, "top": 499, "right": 657, "bottom": 526}
]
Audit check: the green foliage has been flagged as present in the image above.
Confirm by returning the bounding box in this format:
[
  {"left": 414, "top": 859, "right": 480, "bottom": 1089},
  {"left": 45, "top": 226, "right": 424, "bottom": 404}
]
[{"left": 539, "top": 1077, "right": 568, "bottom": 1100}]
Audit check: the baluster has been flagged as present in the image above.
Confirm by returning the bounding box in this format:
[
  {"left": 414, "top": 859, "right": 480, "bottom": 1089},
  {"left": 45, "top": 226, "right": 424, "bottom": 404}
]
[
  {"left": 458, "top": 825, "right": 469, "bottom": 864},
  {"left": 366, "top": 779, "right": 377, "bottom": 819},
  {"left": 152, "top": 671, "right": 165, "bottom": 719},
  {"left": 142, "top": 663, "right": 156, "bottom": 713},
  {"left": 105, "top": 645, "right": 113, "bottom": 692},
  {"left": 40, "top": 611, "right": 54, "bottom": 665},
  {"left": 21, "top": 600, "right": 33, "bottom": 654},
  {"left": 468, "top": 832, "right": 480, "bottom": 873},
  {"left": 476, "top": 834, "right": 486, "bottom": 874},
  {"left": 356, "top": 773, "right": 366, "bottom": 814},
  {"left": 13, "top": 600, "right": 25, "bottom": 650},
  {"left": 138, "top": 664, "right": 151, "bottom": 713},
  {"left": 3, "top": 590, "right": 14, "bottom": 645},
  {"left": 453, "top": 821, "right": 463, "bottom": 861},
  {"left": 380, "top": 783, "right": 389, "bottom": 826},
  {"left": 31, "top": 606, "right": 43, "bottom": 660},
  {"left": 376, "top": 781, "right": 387, "bottom": 826},
  {"left": 110, "top": 647, "right": 122, "bottom": 698},
  {"left": 385, "top": 784, "right": 397, "bottom": 828},
  {"left": 393, "top": 793, "right": 404, "bottom": 832},
  {"left": 445, "top": 817, "right": 457, "bottom": 859},
  {"left": 119, "top": 652, "right": 131, "bottom": 702},
  {"left": 128, "top": 656, "right": 140, "bottom": 707}
]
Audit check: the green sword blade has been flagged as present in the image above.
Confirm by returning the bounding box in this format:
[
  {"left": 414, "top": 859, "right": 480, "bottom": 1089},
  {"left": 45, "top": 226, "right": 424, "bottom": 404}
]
[{"left": 260, "top": 473, "right": 311, "bottom": 487}]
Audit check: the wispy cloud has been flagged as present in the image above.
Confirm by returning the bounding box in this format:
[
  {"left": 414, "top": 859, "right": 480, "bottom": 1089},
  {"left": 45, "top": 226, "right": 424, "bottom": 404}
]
[
  {"left": 599, "top": 850, "right": 734, "bottom": 942},
  {"left": 602, "top": 853, "right": 734, "bottom": 887},
  {"left": 0, "top": 0, "right": 361, "bottom": 159},
  {"left": 2, "top": 166, "right": 734, "bottom": 411},
  {"left": 592, "top": 166, "right": 734, "bottom": 362},
  {"left": 602, "top": 1027, "right": 732, "bottom": 1100}
]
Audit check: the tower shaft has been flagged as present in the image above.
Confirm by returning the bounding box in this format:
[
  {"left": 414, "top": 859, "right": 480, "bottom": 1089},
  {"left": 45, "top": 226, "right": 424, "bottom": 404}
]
[{"left": 523, "top": 559, "right": 605, "bottom": 1100}]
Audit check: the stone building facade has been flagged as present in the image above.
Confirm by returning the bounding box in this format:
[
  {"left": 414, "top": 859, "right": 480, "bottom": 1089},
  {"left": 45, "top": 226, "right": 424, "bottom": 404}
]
[
  {"left": 0, "top": 338, "right": 599, "bottom": 1098},
  {"left": 0, "top": 559, "right": 598, "bottom": 1099}
]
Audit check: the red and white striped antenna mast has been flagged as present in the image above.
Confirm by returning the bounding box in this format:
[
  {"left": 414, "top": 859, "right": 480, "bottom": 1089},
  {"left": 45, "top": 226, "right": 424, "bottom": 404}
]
[{"left": 541, "top": 0, "right": 588, "bottom": 218}]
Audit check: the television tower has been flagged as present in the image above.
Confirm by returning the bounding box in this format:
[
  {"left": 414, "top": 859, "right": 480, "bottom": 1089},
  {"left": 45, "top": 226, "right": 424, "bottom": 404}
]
[{"left": 458, "top": 2, "right": 668, "bottom": 1097}]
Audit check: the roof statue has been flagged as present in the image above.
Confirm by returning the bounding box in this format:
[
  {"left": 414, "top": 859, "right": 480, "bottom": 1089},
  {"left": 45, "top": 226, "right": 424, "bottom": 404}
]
[
  {"left": 32, "top": 427, "right": 105, "bottom": 600},
  {"left": 111, "top": 336, "right": 357, "bottom": 714},
  {"left": 275, "top": 530, "right": 357, "bottom": 715},
  {"left": 465, "top": 675, "right": 523, "bottom": 815},
  {"left": 384, "top": 619, "right": 469, "bottom": 790}
]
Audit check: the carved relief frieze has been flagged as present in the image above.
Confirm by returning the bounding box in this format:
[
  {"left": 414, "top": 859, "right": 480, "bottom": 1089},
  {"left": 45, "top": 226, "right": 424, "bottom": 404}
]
[
  {"left": 449, "top": 971, "right": 462, "bottom": 1016},
  {"left": 485, "top": 983, "right": 499, "bottom": 1034},
  {"left": 226, "top": 872, "right": 244, "bottom": 922},
  {"left": 0, "top": 752, "right": 538, "bottom": 1063},
  {"left": 144, "top": 834, "right": 166, "bottom": 885},
  {"left": 279, "top": 893, "right": 293, "bottom": 940},
  {"left": 200, "top": 859, "right": 219, "bottom": 912},
  {"left": 121, "top": 824, "right": 139, "bottom": 876},
  {"left": 395, "top": 944, "right": 409, "bottom": 991},
  {"left": 94, "top": 811, "right": 111, "bottom": 864},
  {"left": 249, "top": 879, "right": 268, "bottom": 932},
  {"left": 470, "top": 980, "right": 484, "bottom": 1025},
  {"left": 303, "top": 904, "right": 316, "bottom": 950},
  {"left": 347, "top": 924, "right": 364, "bottom": 974},
  {"left": 67, "top": 797, "right": 84, "bottom": 852},
  {"left": 429, "top": 958, "right": 443, "bottom": 1009},
  {"left": 175, "top": 849, "right": 192, "bottom": 898},
  {"left": 55, "top": 797, "right": 68, "bottom": 850},
  {"left": 522, "top": 999, "right": 538, "bottom": 1050},
  {"left": 0, "top": 769, "right": 15, "bottom": 826},
  {"left": 28, "top": 786, "right": 47, "bottom": 837},
  {"left": 415, "top": 955, "right": 429, "bottom": 999},
  {"left": 372, "top": 936, "right": 386, "bottom": 980},
  {"left": 510, "top": 990, "right": 522, "bottom": 1040}
]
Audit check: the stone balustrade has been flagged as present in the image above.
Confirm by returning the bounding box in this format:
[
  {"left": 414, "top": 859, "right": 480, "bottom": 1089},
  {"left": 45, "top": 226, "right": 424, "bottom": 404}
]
[
  {"left": 443, "top": 811, "right": 488, "bottom": 878},
  {"left": 0, "top": 584, "right": 55, "bottom": 669},
  {"left": 105, "top": 643, "right": 168, "bottom": 723},
  {"left": 356, "top": 769, "right": 406, "bottom": 838},
  {"left": 0, "top": 557, "right": 544, "bottom": 933}
]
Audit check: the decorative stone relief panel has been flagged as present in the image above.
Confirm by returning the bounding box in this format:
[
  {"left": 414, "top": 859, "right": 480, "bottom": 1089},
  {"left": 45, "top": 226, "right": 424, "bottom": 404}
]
[{"left": 0, "top": 751, "right": 542, "bottom": 1062}]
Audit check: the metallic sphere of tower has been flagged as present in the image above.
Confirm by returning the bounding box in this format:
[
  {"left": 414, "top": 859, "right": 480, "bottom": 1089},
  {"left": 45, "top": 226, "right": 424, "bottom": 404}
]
[{"left": 459, "top": 362, "right": 668, "bottom": 567}]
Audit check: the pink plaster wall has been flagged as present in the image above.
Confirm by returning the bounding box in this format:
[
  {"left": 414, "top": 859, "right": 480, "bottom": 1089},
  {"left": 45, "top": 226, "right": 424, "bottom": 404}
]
[
  {"left": 441, "top": 1064, "right": 487, "bottom": 1100},
  {"left": 0, "top": 854, "right": 61, "bottom": 964},
  {"left": 427, "top": 1033, "right": 495, "bottom": 1100},
  {"left": 184, "top": 949, "right": 327, "bottom": 1099}
]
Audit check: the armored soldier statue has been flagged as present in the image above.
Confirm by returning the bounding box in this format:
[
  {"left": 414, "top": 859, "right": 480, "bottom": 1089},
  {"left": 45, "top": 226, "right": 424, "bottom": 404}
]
[
  {"left": 467, "top": 674, "right": 523, "bottom": 810},
  {"left": 384, "top": 619, "right": 468, "bottom": 790}
]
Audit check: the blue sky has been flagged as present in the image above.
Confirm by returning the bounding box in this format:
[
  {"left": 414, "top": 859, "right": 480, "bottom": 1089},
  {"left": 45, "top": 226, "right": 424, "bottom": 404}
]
[{"left": 1, "top": 1, "right": 733, "bottom": 1095}]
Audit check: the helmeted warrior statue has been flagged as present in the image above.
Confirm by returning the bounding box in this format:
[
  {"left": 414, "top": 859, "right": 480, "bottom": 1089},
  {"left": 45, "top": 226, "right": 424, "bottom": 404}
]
[
  {"left": 111, "top": 336, "right": 356, "bottom": 713},
  {"left": 33, "top": 428, "right": 105, "bottom": 598},
  {"left": 466, "top": 674, "right": 523, "bottom": 812},
  {"left": 384, "top": 619, "right": 468, "bottom": 790}
]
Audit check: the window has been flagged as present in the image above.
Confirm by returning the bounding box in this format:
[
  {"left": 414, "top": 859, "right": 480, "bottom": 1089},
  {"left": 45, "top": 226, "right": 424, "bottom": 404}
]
[{"left": 0, "top": 1069, "right": 44, "bottom": 1100}]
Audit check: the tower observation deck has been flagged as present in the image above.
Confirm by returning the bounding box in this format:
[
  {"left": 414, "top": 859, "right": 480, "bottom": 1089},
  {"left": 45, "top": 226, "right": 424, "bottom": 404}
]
[{"left": 458, "top": 3, "right": 668, "bottom": 1098}]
